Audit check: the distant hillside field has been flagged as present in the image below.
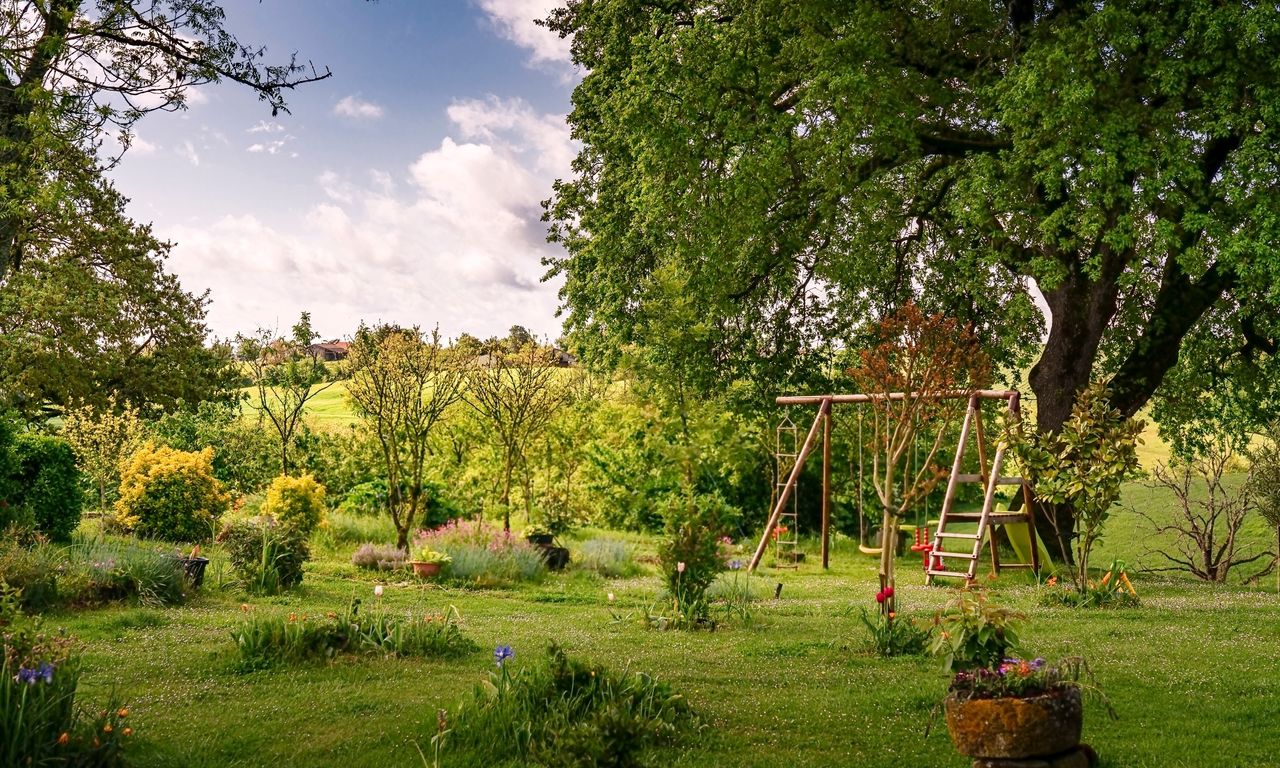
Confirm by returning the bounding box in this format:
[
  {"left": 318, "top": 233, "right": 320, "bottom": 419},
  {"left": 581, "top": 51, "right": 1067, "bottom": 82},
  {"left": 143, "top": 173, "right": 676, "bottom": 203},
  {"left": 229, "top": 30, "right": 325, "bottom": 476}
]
[
  {"left": 240, "top": 382, "right": 359, "bottom": 429},
  {"left": 252, "top": 381, "right": 1176, "bottom": 469}
]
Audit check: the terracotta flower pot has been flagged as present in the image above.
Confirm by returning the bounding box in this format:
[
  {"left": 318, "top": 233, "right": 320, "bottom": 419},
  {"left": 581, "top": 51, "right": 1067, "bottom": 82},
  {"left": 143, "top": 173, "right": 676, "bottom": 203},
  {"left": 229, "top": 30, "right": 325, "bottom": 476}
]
[
  {"left": 944, "top": 686, "right": 1083, "bottom": 759},
  {"left": 411, "top": 561, "right": 442, "bottom": 578}
]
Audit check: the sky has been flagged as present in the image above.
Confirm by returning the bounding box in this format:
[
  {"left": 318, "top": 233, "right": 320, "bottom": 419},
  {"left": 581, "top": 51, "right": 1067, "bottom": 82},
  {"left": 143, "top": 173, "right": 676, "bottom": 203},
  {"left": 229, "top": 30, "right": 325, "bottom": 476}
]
[{"left": 107, "top": 0, "right": 577, "bottom": 344}]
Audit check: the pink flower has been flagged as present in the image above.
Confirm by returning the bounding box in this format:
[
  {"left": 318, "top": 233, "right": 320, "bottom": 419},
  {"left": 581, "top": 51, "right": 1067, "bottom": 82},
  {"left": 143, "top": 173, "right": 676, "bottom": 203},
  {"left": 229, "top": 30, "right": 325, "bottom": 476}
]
[{"left": 677, "top": 562, "right": 686, "bottom": 574}]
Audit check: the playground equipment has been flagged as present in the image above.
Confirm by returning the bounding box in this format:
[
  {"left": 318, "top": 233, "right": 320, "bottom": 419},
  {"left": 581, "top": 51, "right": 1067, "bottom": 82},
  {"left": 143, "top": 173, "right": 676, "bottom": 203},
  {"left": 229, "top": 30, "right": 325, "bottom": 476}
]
[
  {"left": 747, "top": 390, "right": 1041, "bottom": 584},
  {"left": 771, "top": 416, "right": 800, "bottom": 568}
]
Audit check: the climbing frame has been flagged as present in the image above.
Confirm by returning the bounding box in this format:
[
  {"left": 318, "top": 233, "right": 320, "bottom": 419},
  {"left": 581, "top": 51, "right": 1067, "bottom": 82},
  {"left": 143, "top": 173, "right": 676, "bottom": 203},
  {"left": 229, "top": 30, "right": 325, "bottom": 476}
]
[{"left": 925, "top": 392, "right": 1040, "bottom": 583}]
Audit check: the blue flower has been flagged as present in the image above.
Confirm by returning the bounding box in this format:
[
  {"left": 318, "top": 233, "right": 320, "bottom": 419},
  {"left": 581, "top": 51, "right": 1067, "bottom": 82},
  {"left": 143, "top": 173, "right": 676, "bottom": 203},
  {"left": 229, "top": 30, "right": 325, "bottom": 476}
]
[
  {"left": 37, "top": 662, "right": 55, "bottom": 684},
  {"left": 494, "top": 644, "right": 514, "bottom": 667},
  {"left": 13, "top": 666, "right": 38, "bottom": 685},
  {"left": 728, "top": 559, "right": 743, "bottom": 571}
]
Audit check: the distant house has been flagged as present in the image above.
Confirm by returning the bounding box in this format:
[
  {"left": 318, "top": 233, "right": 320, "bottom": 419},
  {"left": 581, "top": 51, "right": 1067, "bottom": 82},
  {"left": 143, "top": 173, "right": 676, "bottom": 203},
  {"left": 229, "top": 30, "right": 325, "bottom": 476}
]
[
  {"left": 307, "top": 340, "right": 350, "bottom": 361},
  {"left": 550, "top": 348, "right": 577, "bottom": 367},
  {"left": 471, "top": 348, "right": 577, "bottom": 368}
]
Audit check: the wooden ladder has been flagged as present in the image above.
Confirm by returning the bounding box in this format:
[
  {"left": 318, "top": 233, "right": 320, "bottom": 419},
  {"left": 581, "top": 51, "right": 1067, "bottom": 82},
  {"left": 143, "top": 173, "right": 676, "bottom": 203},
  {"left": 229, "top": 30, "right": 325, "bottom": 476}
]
[{"left": 926, "top": 394, "right": 1039, "bottom": 584}]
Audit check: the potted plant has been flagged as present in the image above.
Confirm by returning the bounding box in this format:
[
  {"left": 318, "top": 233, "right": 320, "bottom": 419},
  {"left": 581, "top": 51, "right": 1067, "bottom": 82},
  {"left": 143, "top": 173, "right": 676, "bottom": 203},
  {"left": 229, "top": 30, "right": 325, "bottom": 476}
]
[
  {"left": 410, "top": 546, "right": 452, "bottom": 578},
  {"left": 176, "top": 544, "right": 210, "bottom": 589},
  {"left": 523, "top": 524, "right": 554, "bottom": 546},
  {"left": 929, "top": 590, "right": 1106, "bottom": 765},
  {"left": 524, "top": 522, "right": 571, "bottom": 570}
]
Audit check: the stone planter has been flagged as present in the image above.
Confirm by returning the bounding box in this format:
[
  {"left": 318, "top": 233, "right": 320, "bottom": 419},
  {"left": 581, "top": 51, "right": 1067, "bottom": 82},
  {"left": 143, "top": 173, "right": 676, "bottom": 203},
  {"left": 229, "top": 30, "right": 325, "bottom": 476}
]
[
  {"left": 944, "top": 687, "right": 1082, "bottom": 759},
  {"left": 411, "top": 561, "right": 443, "bottom": 578}
]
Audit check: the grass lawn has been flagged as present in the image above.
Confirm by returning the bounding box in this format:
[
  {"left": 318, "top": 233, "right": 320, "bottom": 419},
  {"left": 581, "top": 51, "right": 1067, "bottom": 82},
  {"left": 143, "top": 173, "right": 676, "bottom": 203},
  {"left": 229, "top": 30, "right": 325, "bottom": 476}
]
[{"left": 55, "top": 479, "right": 1279, "bottom": 768}]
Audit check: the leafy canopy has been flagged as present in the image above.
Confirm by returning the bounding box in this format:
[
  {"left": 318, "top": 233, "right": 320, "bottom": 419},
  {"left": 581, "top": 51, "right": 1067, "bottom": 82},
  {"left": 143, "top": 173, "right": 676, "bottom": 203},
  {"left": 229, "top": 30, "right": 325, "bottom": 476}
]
[{"left": 544, "top": 0, "right": 1280, "bottom": 436}]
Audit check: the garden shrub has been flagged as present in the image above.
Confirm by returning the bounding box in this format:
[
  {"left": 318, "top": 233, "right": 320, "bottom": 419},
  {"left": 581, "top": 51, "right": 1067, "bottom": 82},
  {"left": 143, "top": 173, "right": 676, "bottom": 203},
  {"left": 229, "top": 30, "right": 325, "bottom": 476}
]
[
  {"left": 60, "top": 396, "right": 145, "bottom": 513},
  {"left": 1, "top": 585, "right": 135, "bottom": 766},
  {"left": 260, "top": 473, "right": 326, "bottom": 536},
  {"left": 149, "top": 399, "right": 280, "bottom": 495},
  {"left": 443, "top": 643, "right": 699, "bottom": 768},
  {"left": 10, "top": 434, "right": 84, "bottom": 543},
  {"left": 656, "top": 490, "right": 739, "bottom": 624},
  {"left": 414, "top": 519, "right": 545, "bottom": 586},
  {"left": 114, "top": 443, "right": 229, "bottom": 542},
  {"left": 576, "top": 538, "right": 640, "bottom": 578},
  {"left": 336, "top": 479, "right": 386, "bottom": 516},
  {"left": 928, "top": 590, "right": 1024, "bottom": 672},
  {"left": 293, "top": 423, "right": 382, "bottom": 502},
  {"left": 58, "top": 539, "right": 188, "bottom": 607},
  {"left": 0, "top": 541, "right": 61, "bottom": 612},
  {"left": 1011, "top": 382, "right": 1143, "bottom": 593},
  {"left": 859, "top": 608, "right": 931, "bottom": 657},
  {"left": 218, "top": 517, "right": 309, "bottom": 594},
  {"left": 315, "top": 510, "right": 399, "bottom": 549},
  {"left": 0, "top": 537, "right": 188, "bottom": 612},
  {"left": 230, "top": 599, "right": 475, "bottom": 671},
  {"left": 350, "top": 543, "right": 408, "bottom": 571}
]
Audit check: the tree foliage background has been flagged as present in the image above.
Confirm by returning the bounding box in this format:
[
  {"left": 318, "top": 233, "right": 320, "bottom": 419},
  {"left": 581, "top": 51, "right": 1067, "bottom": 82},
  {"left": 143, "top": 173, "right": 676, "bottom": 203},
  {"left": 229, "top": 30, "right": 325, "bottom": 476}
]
[
  {"left": 1, "top": 0, "right": 331, "bottom": 416},
  {"left": 545, "top": 0, "right": 1280, "bottom": 431},
  {"left": 544, "top": 1, "right": 1280, "bottom": 554}
]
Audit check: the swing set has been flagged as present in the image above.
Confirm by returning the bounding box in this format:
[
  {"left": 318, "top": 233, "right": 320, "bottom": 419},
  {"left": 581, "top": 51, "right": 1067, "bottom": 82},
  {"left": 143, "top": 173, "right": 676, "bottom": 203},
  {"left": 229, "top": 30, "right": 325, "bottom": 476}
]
[{"left": 747, "top": 389, "right": 1043, "bottom": 583}]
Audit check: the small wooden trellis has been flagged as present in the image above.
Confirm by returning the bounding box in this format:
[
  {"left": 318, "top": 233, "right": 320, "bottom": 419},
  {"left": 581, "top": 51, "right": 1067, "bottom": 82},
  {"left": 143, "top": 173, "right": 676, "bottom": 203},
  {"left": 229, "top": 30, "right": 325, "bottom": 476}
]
[{"left": 747, "top": 390, "right": 1041, "bottom": 580}]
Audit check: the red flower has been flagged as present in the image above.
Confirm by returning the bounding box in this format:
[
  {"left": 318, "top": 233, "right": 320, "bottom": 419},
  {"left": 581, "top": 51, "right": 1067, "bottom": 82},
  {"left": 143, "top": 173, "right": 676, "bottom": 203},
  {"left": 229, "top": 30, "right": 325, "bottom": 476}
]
[
  {"left": 875, "top": 590, "right": 886, "bottom": 603},
  {"left": 883, "top": 586, "right": 894, "bottom": 600}
]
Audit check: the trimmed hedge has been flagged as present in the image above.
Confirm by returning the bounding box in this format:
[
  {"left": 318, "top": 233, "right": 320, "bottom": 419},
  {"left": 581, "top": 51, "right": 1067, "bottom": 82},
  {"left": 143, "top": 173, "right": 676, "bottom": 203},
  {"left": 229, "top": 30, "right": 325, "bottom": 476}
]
[{"left": 11, "top": 434, "right": 84, "bottom": 542}]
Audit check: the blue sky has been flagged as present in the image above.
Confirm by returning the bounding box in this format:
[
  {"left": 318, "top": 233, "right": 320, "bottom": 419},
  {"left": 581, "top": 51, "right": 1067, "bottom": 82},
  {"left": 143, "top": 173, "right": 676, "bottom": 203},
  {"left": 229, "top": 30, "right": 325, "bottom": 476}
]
[{"left": 107, "top": 0, "right": 577, "bottom": 343}]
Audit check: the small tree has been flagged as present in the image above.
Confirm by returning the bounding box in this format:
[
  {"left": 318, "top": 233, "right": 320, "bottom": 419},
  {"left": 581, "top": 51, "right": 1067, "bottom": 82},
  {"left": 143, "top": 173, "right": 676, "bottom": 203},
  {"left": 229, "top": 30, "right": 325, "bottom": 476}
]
[
  {"left": 237, "top": 312, "right": 337, "bottom": 475},
  {"left": 1248, "top": 430, "right": 1280, "bottom": 592},
  {"left": 466, "top": 344, "right": 574, "bottom": 531},
  {"left": 847, "top": 302, "right": 991, "bottom": 615},
  {"left": 1140, "top": 437, "right": 1271, "bottom": 583},
  {"left": 61, "top": 395, "right": 145, "bottom": 512},
  {"left": 347, "top": 325, "right": 465, "bottom": 550},
  {"left": 1012, "top": 382, "right": 1143, "bottom": 593}
]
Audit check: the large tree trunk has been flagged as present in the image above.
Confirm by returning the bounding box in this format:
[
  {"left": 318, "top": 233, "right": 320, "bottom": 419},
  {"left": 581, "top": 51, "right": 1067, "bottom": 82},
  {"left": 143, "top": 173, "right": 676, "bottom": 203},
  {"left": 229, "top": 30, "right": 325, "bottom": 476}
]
[
  {"left": 1028, "top": 260, "right": 1122, "bottom": 563},
  {"left": 1027, "top": 251, "right": 1235, "bottom": 564}
]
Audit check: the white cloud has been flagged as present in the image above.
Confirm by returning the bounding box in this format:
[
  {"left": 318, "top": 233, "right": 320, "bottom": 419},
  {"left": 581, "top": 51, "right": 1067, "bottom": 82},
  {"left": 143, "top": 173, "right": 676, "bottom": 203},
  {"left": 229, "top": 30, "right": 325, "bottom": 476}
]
[
  {"left": 130, "top": 136, "right": 158, "bottom": 156},
  {"left": 163, "top": 97, "right": 576, "bottom": 341},
  {"left": 333, "top": 95, "right": 385, "bottom": 120},
  {"left": 476, "top": 0, "right": 571, "bottom": 66},
  {"left": 248, "top": 120, "right": 285, "bottom": 134},
  {"left": 247, "top": 137, "right": 293, "bottom": 155},
  {"left": 178, "top": 140, "right": 199, "bottom": 166}
]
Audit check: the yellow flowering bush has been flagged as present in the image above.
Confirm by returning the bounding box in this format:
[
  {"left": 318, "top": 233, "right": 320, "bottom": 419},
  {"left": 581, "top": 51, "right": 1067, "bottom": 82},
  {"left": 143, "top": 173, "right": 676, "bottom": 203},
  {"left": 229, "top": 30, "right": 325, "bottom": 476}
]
[
  {"left": 260, "top": 473, "right": 327, "bottom": 536},
  {"left": 113, "top": 443, "right": 229, "bottom": 542}
]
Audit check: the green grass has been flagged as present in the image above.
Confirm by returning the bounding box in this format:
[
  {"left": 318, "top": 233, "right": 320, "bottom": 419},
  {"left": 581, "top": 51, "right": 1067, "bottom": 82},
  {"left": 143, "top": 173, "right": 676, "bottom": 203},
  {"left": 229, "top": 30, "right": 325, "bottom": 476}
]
[
  {"left": 48, "top": 478, "right": 1280, "bottom": 768},
  {"left": 240, "top": 382, "right": 359, "bottom": 428}
]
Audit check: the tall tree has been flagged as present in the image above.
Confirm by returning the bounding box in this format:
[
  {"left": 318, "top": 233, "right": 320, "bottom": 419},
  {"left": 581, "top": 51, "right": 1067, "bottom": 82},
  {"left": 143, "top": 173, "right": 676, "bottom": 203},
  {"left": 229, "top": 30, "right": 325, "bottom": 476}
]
[
  {"left": 544, "top": 1, "right": 1280, "bottom": 559},
  {"left": 237, "top": 312, "right": 336, "bottom": 475},
  {"left": 0, "top": 150, "right": 235, "bottom": 416},
  {"left": 1, "top": 0, "right": 331, "bottom": 281},
  {"left": 347, "top": 324, "right": 465, "bottom": 550},
  {"left": 1, "top": 1, "right": 332, "bottom": 415},
  {"left": 466, "top": 345, "right": 573, "bottom": 531}
]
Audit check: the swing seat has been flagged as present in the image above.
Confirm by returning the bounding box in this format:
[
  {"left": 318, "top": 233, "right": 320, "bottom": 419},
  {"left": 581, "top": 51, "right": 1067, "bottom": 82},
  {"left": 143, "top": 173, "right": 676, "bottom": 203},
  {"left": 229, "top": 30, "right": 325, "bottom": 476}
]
[{"left": 858, "top": 525, "right": 915, "bottom": 557}]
